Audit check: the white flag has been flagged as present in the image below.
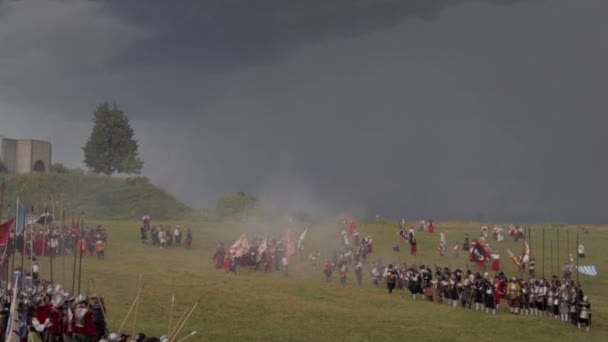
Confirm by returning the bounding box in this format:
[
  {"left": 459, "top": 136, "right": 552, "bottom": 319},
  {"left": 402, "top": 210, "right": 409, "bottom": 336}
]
[{"left": 577, "top": 265, "right": 598, "bottom": 277}]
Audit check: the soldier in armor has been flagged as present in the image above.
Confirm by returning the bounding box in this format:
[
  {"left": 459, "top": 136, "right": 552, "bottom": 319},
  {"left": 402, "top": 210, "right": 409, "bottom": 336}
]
[
  {"left": 73, "top": 295, "right": 95, "bottom": 341},
  {"left": 506, "top": 277, "right": 521, "bottom": 314},
  {"left": 578, "top": 296, "right": 591, "bottom": 331},
  {"left": 63, "top": 294, "right": 75, "bottom": 342},
  {"left": 520, "top": 280, "right": 530, "bottom": 315},
  {"left": 91, "top": 295, "right": 107, "bottom": 341},
  {"left": 528, "top": 280, "right": 536, "bottom": 315},
  {"left": 551, "top": 285, "right": 561, "bottom": 320},
  {"left": 473, "top": 275, "right": 484, "bottom": 311},
  {"left": 47, "top": 294, "right": 65, "bottom": 342},
  {"left": 569, "top": 285, "right": 579, "bottom": 325},
  {"left": 547, "top": 286, "right": 555, "bottom": 319},
  {"left": 461, "top": 278, "right": 473, "bottom": 308},
  {"left": 559, "top": 285, "right": 569, "bottom": 322},
  {"left": 534, "top": 280, "right": 545, "bottom": 316},
  {"left": 484, "top": 278, "right": 496, "bottom": 315}
]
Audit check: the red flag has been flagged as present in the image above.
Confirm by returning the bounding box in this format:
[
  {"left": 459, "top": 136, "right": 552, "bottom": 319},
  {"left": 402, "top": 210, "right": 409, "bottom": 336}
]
[
  {"left": 506, "top": 248, "right": 521, "bottom": 267},
  {"left": 348, "top": 221, "right": 358, "bottom": 236},
  {"left": 469, "top": 240, "right": 491, "bottom": 267},
  {"left": 0, "top": 218, "right": 15, "bottom": 246},
  {"left": 229, "top": 234, "right": 250, "bottom": 257},
  {"left": 284, "top": 229, "right": 295, "bottom": 258}
]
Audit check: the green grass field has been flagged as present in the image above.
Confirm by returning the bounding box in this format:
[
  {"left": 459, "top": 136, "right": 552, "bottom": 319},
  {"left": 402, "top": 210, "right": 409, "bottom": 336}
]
[{"left": 32, "top": 219, "right": 607, "bottom": 341}]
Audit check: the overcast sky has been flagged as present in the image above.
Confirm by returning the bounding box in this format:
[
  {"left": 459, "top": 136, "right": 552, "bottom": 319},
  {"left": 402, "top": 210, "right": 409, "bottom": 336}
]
[{"left": 1, "top": 0, "right": 606, "bottom": 223}]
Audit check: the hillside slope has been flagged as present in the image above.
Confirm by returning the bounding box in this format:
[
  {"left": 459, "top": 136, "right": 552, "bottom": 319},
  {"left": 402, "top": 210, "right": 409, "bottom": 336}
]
[{"left": 1, "top": 173, "right": 191, "bottom": 220}]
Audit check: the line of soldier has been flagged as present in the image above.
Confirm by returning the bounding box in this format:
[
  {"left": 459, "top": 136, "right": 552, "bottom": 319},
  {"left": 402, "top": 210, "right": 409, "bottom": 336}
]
[
  {"left": 382, "top": 264, "right": 592, "bottom": 332},
  {"left": 7, "top": 225, "right": 107, "bottom": 259}
]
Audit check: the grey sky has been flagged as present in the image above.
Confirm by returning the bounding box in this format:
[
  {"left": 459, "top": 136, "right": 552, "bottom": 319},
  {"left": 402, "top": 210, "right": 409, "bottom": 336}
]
[{"left": 1, "top": 0, "right": 606, "bottom": 223}]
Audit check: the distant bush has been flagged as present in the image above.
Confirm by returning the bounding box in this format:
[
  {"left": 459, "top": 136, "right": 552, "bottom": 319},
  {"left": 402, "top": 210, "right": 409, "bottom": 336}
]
[
  {"left": 51, "top": 163, "right": 70, "bottom": 173},
  {"left": 126, "top": 176, "right": 150, "bottom": 185},
  {"left": 216, "top": 192, "right": 258, "bottom": 219}
]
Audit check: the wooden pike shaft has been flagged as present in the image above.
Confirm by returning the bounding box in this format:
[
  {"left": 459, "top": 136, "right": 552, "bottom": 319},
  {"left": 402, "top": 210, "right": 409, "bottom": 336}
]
[
  {"left": 169, "top": 306, "right": 191, "bottom": 339},
  {"left": 170, "top": 301, "right": 199, "bottom": 341},
  {"left": 118, "top": 292, "right": 140, "bottom": 333},
  {"left": 131, "top": 274, "right": 143, "bottom": 338},
  {"left": 120, "top": 274, "right": 144, "bottom": 333},
  {"left": 168, "top": 295, "right": 175, "bottom": 338}
]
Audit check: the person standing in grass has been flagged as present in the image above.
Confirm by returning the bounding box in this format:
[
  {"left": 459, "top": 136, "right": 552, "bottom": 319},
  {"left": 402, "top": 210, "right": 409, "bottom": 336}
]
[
  {"left": 323, "top": 260, "right": 333, "bottom": 282},
  {"left": 185, "top": 228, "right": 192, "bottom": 249},
  {"left": 282, "top": 255, "right": 289, "bottom": 277},
  {"left": 339, "top": 262, "right": 347, "bottom": 285},
  {"left": 95, "top": 239, "right": 105, "bottom": 260},
  {"left": 354, "top": 262, "right": 363, "bottom": 286},
  {"left": 410, "top": 236, "right": 417, "bottom": 256},
  {"left": 385, "top": 264, "right": 397, "bottom": 293}
]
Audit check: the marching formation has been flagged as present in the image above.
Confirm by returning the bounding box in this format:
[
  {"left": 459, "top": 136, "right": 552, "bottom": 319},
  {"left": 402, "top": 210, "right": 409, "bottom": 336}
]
[{"left": 380, "top": 264, "right": 592, "bottom": 331}]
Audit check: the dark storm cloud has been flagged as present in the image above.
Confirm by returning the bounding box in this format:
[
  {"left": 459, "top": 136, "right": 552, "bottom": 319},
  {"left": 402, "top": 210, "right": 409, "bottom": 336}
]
[
  {"left": 2, "top": 0, "right": 607, "bottom": 224},
  {"left": 99, "top": 0, "right": 533, "bottom": 71}
]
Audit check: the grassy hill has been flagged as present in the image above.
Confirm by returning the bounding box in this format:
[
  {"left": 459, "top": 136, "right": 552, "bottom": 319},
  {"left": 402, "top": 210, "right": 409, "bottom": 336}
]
[
  {"left": 28, "top": 218, "right": 607, "bottom": 341},
  {"left": 0, "top": 173, "right": 191, "bottom": 220}
]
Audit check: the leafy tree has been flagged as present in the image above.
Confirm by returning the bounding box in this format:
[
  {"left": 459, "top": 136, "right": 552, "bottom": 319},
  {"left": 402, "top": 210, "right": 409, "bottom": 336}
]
[
  {"left": 82, "top": 102, "right": 143, "bottom": 175},
  {"left": 216, "top": 192, "right": 257, "bottom": 218}
]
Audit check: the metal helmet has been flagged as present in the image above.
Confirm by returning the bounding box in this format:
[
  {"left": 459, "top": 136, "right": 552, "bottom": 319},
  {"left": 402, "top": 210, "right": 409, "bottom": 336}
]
[{"left": 52, "top": 293, "right": 66, "bottom": 307}]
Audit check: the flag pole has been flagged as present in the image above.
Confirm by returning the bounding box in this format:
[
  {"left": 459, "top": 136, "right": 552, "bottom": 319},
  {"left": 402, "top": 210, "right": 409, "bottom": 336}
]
[
  {"left": 0, "top": 180, "right": 6, "bottom": 284},
  {"left": 567, "top": 229, "right": 570, "bottom": 264},
  {"left": 49, "top": 201, "right": 54, "bottom": 284},
  {"left": 0, "top": 179, "right": 5, "bottom": 223},
  {"left": 30, "top": 205, "right": 34, "bottom": 280},
  {"left": 11, "top": 198, "right": 18, "bottom": 286},
  {"left": 72, "top": 211, "right": 79, "bottom": 293},
  {"left": 576, "top": 231, "right": 579, "bottom": 283},
  {"left": 77, "top": 210, "right": 85, "bottom": 295},
  {"left": 20, "top": 206, "right": 27, "bottom": 289},
  {"left": 542, "top": 227, "right": 545, "bottom": 278},
  {"left": 556, "top": 228, "right": 560, "bottom": 278},
  {"left": 61, "top": 193, "right": 66, "bottom": 287},
  {"left": 550, "top": 239, "right": 553, "bottom": 277}
]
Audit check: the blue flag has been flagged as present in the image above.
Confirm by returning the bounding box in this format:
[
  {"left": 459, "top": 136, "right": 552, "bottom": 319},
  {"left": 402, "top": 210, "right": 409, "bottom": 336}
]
[
  {"left": 18, "top": 309, "right": 28, "bottom": 339},
  {"left": 16, "top": 201, "right": 26, "bottom": 234}
]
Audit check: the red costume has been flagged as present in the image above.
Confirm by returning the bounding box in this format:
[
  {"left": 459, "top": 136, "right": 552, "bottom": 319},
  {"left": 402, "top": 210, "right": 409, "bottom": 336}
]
[
  {"left": 73, "top": 306, "right": 95, "bottom": 337},
  {"left": 223, "top": 256, "right": 231, "bottom": 271},
  {"left": 35, "top": 303, "right": 50, "bottom": 326},
  {"left": 47, "top": 305, "right": 63, "bottom": 336},
  {"left": 77, "top": 238, "right": 87, "bottom": 255},
  {"left": 492, "top": 258, "right": 500, "bottom": 273},
  {"left": 34, "top": 238, "right": 44, "bottom": 256},
  {"left": 348, "top": 221, "right": 358, "bottom": 236},
  {"left": 494, "top": 278, "right": 504, "bottom": 305}
]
